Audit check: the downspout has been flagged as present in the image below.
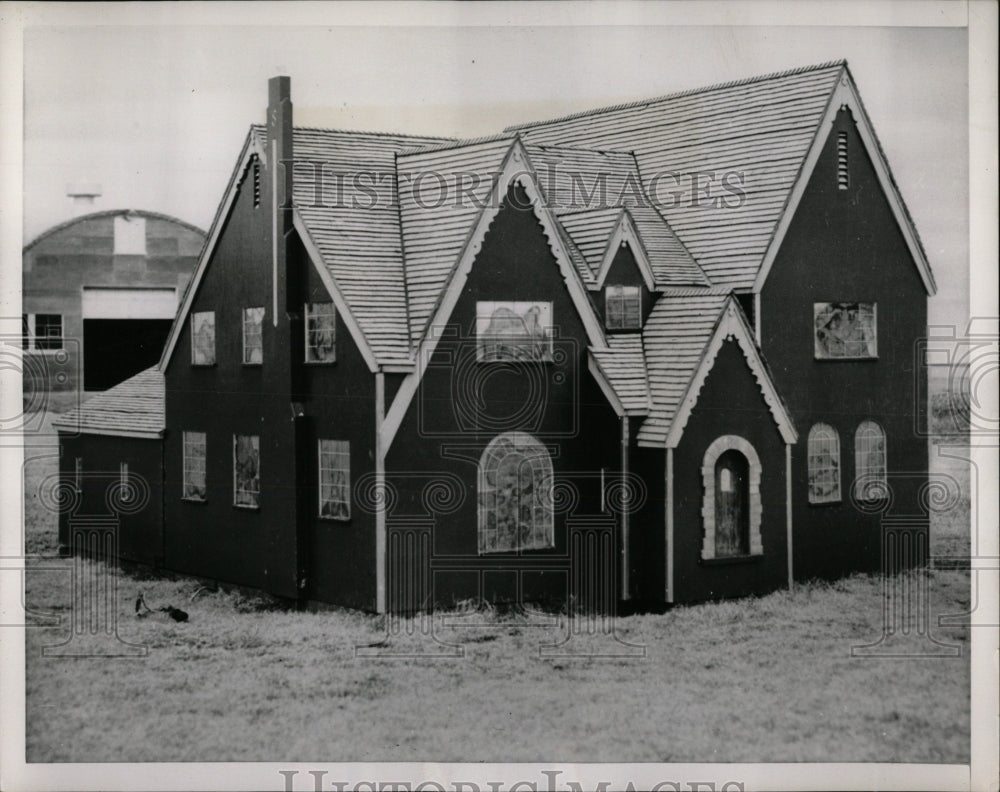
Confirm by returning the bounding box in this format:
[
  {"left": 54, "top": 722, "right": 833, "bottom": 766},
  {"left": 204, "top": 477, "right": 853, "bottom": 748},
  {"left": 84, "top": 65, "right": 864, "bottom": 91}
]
[
  {"left": 620, "top": 416, "right": 630, "bottom": 601},
  {"left": 375, "top": 371, "right": 387, "bottom": 614},
  {"left": 786, "top": 443, "right": 794, "bottom": 590},
  {"left": 666, "top": 446, "right": 674, "bottom": 604}
]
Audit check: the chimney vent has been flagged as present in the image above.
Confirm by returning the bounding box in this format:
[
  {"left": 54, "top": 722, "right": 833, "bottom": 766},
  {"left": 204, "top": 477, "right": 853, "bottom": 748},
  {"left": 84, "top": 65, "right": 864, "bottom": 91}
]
[{"left": 66, "top": 183, "right": 102, "bottom": 216}]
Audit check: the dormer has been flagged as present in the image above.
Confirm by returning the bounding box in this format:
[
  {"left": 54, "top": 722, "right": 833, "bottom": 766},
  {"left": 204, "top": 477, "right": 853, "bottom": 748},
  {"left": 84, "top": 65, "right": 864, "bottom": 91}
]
[{"left": 594, "top": 210, "right": 658, "bottom": 332}]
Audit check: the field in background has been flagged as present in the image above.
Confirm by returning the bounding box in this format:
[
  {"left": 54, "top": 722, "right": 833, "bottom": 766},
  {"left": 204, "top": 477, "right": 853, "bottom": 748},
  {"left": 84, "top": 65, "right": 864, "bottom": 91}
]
[{"left": 20, "top": 381, "right": 973, "bottom": 763}]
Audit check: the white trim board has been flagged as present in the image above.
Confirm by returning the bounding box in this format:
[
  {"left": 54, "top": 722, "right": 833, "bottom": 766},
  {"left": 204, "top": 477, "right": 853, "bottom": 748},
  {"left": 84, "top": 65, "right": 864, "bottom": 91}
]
[
  {"left": 379, "top": 138, "right": 609, "bottom": 454},
  {"left": 752, "top": 68, "right": 936, "bottom": 296},
  {"left": 159, "top": 130, "right": 265, "bottom": 370},
  {"left": 663, "top": 296, "right": 798, "bottom": 449},
  {"left": 593, "top": 210, "right": 657, "bottom": 292}
]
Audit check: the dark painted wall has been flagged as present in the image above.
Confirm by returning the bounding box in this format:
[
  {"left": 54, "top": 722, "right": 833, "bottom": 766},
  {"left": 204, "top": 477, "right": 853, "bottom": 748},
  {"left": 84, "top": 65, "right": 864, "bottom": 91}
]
[
  {"left": 761, "top": 108, "right": 930, "bottom": 581},
  {"left": 58, "top": 433, "right": 164, "bottom": 567},
  {"left": 162, "top": 137, "right": 304, "bottom": 599},
  {"left": 386, "top": 184, "right": 622, "bottom": 609},
  {"left": 628, "top": 436, "right": 666, "bottom": 603},
  {"left": 672, "top": 339, "right": 788, "bottom": 603},
  {"left": 298, "top": 243, "right": 378, "bottom": 612}
]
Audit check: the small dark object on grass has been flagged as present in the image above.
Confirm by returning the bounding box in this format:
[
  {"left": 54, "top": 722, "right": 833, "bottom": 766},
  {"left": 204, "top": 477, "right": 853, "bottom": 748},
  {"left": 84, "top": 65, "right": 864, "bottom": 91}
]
[{"left": 135, "top": 592, "right": 189, "bottom": 623}]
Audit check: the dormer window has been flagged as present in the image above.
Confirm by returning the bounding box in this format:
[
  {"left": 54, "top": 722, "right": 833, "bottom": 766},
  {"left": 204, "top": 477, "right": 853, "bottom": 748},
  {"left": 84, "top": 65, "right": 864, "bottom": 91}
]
[{"left": 605, "top": 285, "right": 641, "bottom": 330}]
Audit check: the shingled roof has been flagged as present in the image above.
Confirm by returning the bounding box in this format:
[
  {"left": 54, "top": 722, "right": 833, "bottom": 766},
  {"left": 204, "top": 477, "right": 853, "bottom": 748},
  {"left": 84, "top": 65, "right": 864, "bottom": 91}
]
[
  {"left": 52, "top": 367, "right": 164, "bottom": 438},
  {"left": 509, "top": 61, "right": 849, "bottom": 290}
]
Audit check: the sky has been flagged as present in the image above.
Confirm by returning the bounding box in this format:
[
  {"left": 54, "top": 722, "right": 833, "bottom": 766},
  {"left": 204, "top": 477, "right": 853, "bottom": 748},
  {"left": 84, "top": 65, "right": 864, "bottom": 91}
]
[{"left": 14, "top": 6, "right": 971, "bottom": 328}]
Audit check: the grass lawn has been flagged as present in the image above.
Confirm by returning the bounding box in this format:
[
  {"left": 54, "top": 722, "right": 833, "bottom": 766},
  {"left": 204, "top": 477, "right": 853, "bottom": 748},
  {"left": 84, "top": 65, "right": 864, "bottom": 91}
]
[{"left": 20, "top": 393, "right": 972, "bottom": 764}]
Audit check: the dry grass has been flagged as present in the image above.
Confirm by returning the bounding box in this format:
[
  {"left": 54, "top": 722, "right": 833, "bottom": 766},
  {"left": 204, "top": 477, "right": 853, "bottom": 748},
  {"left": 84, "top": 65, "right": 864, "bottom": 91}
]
[{"left": 21, "top": 383, "right": 973, "bottom": 764}]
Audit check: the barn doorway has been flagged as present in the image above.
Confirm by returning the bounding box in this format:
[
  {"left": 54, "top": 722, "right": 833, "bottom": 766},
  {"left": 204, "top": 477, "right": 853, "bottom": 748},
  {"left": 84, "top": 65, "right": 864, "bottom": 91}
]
[
  {"left": 714, "top": 449, "right": 750, "bottom": 557},
  {"left": 81, "top": 288, "right": 177, "bottom": 391}
]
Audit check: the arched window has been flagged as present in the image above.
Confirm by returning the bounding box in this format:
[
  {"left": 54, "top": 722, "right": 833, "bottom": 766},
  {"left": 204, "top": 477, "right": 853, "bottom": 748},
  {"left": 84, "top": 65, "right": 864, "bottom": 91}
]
[
  {"left": 701, "top": 435, "right": 763, "bottom": 560},
  {"left": 478, "top": 432, "right": 553, "bottom": 554},
  {"left": 807, "top": 423, "right": 841, "bottom": 504},
  {"left": 855, "top": 420, "right": 887, "bottom": 500}
]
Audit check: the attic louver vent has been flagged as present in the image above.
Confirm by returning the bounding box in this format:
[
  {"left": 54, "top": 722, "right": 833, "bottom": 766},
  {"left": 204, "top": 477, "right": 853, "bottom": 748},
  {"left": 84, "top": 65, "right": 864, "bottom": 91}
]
[
  {"left": 836, "top": 132, "right": 849, "bottom": 190},
  {"left": 252, "top": 156, "right": 261, "bottom": 208}
]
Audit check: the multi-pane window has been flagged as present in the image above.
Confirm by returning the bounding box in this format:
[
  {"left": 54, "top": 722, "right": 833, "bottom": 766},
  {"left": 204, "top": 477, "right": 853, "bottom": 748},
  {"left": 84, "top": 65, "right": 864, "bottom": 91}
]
[
  {"left": 318, "top": 440, "right": 351, "bottom": 520},
  {"left": 807, "top": 423, "right": 841, "bottom": 504},
  {"left": 242, "top": 307, "right": 265, "bottom": 365},
  {"left": 305, "top": 303, "right": 337, "bottom": 363},
  {"left": 605, "top": 285, "right": 642, "bottom": 330},
  {"left": 191, "top": 311, "right": 216, "bottom": 366},
  {"left": 476, "top": 301, "right": 553, "bottom": 362},
  {"left": 21, "top": 314, "right": 64, "bottom": 351},
  {"left": 854, "top": 420, "right": 887, "bottom": 501},
  {"left": 182, "top": 431, "right": 207, "bottom": 501},
  {"left": 814, "top": 302, "right": 877, "bottom": 359},
  {"left": 233, "top": 434, "right": 260, "bottom": 508},
  {"left": 478, "top": 432, "right": 554, "bottom": 554}
]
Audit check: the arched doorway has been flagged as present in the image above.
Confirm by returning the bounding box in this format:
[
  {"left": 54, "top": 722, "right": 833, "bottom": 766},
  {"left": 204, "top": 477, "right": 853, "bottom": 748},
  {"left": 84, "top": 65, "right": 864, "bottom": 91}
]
[
  {"left": 714, "top": 449, "right": 750, "bottom": 557},
  {"left": 700, "top": 435, "right": 763, "bottom": 560}
]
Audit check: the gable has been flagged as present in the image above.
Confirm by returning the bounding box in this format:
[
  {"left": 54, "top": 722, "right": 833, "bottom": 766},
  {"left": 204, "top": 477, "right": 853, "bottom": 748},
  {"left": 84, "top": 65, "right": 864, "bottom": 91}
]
[
  {"left": 637, "top": 295, "right": 797, "bottom": 448},
  {"left": 752, "top": 74, "right": 935, "bottom": 295},
  {"left": 380, "top": 147, "right": 608, "bottom": 452}
]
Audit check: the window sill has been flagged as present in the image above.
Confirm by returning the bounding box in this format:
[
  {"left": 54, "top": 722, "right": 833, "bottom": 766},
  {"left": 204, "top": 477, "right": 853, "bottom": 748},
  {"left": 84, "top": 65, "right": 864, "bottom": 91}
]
[
  {"left": 809, "top": 499, "right": 843, "bottom": 507},
  {"left": 699, "top": 553, "right": 763, "bottom": 566},
  {"left": 318, "top": 515, "right": 351, "bottom": 523},
  {"left": 181, "top": 496, "right": 207, "bottom": 504},
  {"left": 233, "top": 504, "right": 260, "bottom": 511},
  {"left": 304, "top": 360, "right": 337, "bottom": 366}
]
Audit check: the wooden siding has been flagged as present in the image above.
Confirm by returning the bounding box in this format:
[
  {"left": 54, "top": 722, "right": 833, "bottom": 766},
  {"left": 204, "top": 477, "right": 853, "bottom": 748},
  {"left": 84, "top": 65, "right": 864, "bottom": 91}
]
[
  {"left": 671, "top": 339, "right": 788, "bottom": 603},
  {"left": 761, "top": 108, "right": 929, "bottom": 581}
]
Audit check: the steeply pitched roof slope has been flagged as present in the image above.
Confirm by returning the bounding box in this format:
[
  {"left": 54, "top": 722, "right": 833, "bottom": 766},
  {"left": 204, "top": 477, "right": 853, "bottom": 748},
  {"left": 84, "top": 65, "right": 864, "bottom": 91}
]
[
  {"left": 509, "top": 61, "right": 847, "bottom": 290},
  {"left": 590, "top": 334, "right": 651, "bottom": 414},
  {"left": 52, "top": 367, "right": 164, "bottom": 438},
  {"left": 275, "top": 126, "right": 454, "bottom": 362}
]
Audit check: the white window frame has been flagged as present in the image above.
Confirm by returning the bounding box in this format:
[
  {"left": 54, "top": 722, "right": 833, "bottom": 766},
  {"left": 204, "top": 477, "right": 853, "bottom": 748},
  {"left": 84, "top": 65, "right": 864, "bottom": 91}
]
[
  {"left": 242, "top": 306, "right": 265, "bottom": 365},
  {"left": 605, "top": 285, "right": 642, "bottom": 330},
  {"left": 813, "top": 302, "right": 878, "bottom": 360},
  {"left": 807, "top": 423, "right": 841, "bottom": 504},
  {"left": 477, "top": 432, "right": 555, "bottom": 554},
  {"left": 182, "top": 431, "right": 207, "bottom": 502},
  {"left": 304, "top": 302, "right": 337, "bottom": 363},
  {"left": 475, "top": 301, "right": 554, "bottom": 362},
  {"left": 190, "top": 311, "right": 216, "bottom": 366},
  {"left": 233, "top": 434, "right": 260, "bottom": 509},
  {"left": 22, "top": 313, "right": 64, "bottom": 352},
  {"left": 854, "top": 420, "right": 888, "bottom": 501},
  {"left": 318, "top": 439, "right": 351, "bottom": 521}
]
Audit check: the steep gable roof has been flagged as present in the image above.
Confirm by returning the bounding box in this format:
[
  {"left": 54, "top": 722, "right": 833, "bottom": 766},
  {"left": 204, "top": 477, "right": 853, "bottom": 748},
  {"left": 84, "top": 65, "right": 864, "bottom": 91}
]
[
  {"left": 509, "top": 60, "right": 932, "bottom": 294},
  {"left": 286, "top": 126, "right": 453, "bottom": 363},
  {"left": 637, "top": 293, "right": 796, "bottom": 447},
  {"left": 589, "top": 334, "right": 651, "bottom": 416},
  {"left": 52, "top": 367, "right": 164, "bottom": 438}
]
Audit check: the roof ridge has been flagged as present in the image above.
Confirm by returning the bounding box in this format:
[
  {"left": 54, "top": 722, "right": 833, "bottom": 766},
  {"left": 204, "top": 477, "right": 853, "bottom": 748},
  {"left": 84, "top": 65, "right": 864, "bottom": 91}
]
[
  {"left": 24, "top": 209, "right": 206, "bottom": 252},
  {"left": 398, "top": 132, "right": 518, "bottom": 156},
  {"left": 506, "top": 60, "right": 847, "bottom": 132},
  {"left": 252, "top": 121, "right": 454, "bottom": 142}
]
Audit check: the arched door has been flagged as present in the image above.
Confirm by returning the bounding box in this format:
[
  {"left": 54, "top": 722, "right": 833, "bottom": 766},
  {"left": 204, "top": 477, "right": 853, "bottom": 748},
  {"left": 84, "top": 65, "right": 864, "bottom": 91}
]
[
  {"left": 714, "top": 449, "right": 749, "bottom": 557},
  {"left": 479, "top": 432, "right": 553, "bottom": 554}
]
